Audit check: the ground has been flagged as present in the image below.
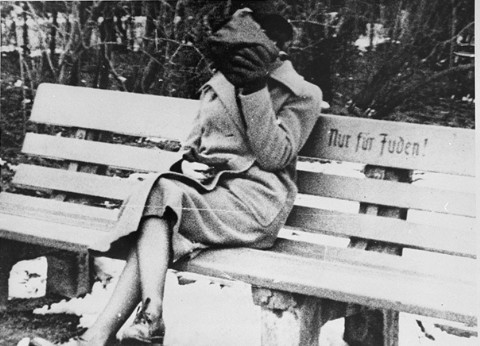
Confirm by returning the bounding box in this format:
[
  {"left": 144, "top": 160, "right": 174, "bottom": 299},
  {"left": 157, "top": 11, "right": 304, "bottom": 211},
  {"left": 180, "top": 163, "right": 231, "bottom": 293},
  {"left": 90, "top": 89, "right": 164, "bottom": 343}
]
[{"left": 1, "top": 297, "right": 81, "bottom": 346}]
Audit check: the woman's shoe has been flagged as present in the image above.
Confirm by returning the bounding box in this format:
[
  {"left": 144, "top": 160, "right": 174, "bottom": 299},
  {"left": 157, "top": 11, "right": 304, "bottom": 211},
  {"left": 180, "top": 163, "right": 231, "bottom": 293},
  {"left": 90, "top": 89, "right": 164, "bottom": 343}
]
[{"left": 120, "top": 298, "right": 165, "bottom": 345}]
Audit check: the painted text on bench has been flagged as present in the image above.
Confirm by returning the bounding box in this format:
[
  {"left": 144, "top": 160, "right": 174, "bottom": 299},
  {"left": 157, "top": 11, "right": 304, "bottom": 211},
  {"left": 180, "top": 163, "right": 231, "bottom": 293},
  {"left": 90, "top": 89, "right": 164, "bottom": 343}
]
[{"left": 328, "top": 129, "right": 428, "bottom": 157}]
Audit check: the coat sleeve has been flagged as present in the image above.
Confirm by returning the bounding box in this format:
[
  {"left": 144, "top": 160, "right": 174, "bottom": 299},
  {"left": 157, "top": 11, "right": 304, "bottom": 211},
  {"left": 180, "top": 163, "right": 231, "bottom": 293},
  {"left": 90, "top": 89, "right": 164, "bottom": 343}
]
[{"left": 237, "top": 84, "right": 322, "bottom": 171}]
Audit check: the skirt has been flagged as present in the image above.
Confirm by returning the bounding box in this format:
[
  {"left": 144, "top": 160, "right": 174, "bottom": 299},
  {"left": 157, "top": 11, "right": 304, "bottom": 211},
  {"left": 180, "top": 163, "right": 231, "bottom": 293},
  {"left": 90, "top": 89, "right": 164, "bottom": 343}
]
[{"left": 141, "top": 171, "right": 289, "bottom": 262}]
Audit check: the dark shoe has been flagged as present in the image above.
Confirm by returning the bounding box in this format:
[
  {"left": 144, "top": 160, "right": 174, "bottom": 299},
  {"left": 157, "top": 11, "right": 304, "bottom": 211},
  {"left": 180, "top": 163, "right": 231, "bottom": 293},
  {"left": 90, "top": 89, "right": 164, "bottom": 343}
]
[{"left": 120, "top": 298, "right": 165, "bottom": 345}]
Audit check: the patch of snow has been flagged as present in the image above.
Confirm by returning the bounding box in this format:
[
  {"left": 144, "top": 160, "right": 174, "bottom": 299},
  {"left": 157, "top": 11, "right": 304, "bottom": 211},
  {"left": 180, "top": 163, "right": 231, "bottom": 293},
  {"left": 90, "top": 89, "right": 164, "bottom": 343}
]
[
  {"left": 34, "top": 280, "right": 117, "bottom": 325},
  {"left": 354, "top": 23, "right": 388, "bottom": 51},
  {"left": 400, "top": 314, "right": 478, "bottom": 346},
  {"left": 9, "top": 257, "right": 47, "bottom": 299}
]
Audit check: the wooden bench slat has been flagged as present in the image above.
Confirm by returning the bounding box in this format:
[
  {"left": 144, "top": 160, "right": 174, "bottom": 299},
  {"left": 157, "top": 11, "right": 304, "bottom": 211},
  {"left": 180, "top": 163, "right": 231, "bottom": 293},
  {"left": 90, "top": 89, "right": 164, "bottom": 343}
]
[
  {"left": 22, "top": 133, "right": 182, "bottom": 172},
  {"left": 286, "top": 206, "right": 475, "bottom": 257},
  {"left": 271, "top": 238, "right": 475, "bottom": 284},
  {"left": 0, "top": 193, "right": 119, "bottom": 228},
  {"left": 300, "top": 114, "right": 475, "bottom": 176},
  {"left": 174, "top": 246, "right": 476, "bottom": 324},
  {"left": 12, "top": 164, "right": 139, "bottom": 200},
  {"left": 30, "top": 83, "right": 197, "bottom": 141},
  {"left": 0, "top": 213, "right": 111, "bottom": 252},
  {"left": 297, "top": 171, "right": 475, "bottom": 217}
]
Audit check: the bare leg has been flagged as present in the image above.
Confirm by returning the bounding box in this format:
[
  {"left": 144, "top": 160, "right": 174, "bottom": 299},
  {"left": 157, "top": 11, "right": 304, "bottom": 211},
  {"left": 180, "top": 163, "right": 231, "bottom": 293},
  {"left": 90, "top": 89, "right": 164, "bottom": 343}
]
[
  {"left": 135, "top": 217, "right": 171, "bottom": 322},
  {"left": 84, "top": 217, "right": 171, "bottom": 344},
  {"left": 81, "top": 248, "right": 141, "bottom": 345},
  {"left": 32, "top": 217, "right": 171, "bottom": 346}
]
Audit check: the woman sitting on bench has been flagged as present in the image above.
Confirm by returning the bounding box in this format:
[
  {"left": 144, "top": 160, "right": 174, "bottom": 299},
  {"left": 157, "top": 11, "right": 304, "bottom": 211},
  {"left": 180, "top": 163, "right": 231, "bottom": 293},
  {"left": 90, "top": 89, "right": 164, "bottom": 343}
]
[{"left": 30, "top": 2, "right": 322, "bottom": 345}]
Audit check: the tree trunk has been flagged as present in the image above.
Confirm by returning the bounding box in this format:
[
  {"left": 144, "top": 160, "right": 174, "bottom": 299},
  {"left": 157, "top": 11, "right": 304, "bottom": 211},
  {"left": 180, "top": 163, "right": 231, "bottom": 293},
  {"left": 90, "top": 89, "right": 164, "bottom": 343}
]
[
  {"left": 449, "top": 0, "right": 457, "bottom": 68},
  {"left": 128, "top": 1, "right": 135, "bottom": 51},
  {"left": 11, "top": 18, "right": 17, "bottom": 47},
  {"left": 50, "top": 9, "right": 58, "bottom": 63},
  {"left": 64, "top": 1, "right": 95, "bottom": 86},
  {"left": 94, "top": 5, "right": 115, "bottom": 90},
  {"left": 133, "top": 0, "right": 162, "bottom": 93},
  {"left": 22, "top": 3, "right": 30, "bottom": 58}
]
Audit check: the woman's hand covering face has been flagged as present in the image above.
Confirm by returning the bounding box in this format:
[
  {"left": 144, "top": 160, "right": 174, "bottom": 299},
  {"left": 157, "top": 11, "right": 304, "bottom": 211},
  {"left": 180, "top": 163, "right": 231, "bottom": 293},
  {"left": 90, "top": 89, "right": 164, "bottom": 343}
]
[
  {"left": 221, "top": 45, "right": 277, "bottom": 91},
  {"left": 206, "top": 8, "right": 279, "bottom": 92}
]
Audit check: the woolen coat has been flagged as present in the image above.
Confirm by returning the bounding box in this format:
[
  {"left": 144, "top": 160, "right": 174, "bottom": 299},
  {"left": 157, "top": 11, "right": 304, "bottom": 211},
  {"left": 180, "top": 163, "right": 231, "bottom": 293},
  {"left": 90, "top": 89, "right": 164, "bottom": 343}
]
[{"left": 97, "top": 60, "right": 322, "bottom": 262}]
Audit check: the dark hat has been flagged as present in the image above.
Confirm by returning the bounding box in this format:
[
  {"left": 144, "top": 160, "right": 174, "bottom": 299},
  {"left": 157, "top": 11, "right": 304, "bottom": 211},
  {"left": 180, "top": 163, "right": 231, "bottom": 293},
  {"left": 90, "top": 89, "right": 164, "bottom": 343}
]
[{"left": 230, "top": 1, "right": 293, "bottom": 43}]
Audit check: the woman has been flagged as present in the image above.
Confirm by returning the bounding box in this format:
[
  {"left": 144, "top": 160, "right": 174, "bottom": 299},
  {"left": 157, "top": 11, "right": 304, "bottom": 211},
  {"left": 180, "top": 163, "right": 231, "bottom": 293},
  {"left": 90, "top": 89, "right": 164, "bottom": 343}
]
[{"left": 31, "top": 3, "right": 322, "bottom": 346}]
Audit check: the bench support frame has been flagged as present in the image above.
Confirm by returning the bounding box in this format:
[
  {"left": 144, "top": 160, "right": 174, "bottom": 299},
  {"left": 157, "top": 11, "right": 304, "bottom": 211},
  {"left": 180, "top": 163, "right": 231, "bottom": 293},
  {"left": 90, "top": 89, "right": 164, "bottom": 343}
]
[
  {"left": 0, "top": 239, "right": 91, "bottom": 311},
  {"left": 343, "top": 165, "right": 409, "bottom": 346},
  {"left": 251, "top": 287, "right": 361, "bottom": 346},
  {"left": 344, "top": 308, "right": 400, "bottom": 346}
]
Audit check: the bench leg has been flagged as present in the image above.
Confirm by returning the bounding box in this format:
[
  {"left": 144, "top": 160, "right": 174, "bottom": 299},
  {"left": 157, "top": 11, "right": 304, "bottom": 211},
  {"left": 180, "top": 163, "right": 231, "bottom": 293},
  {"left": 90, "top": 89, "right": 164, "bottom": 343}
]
[
  {"left": 0, "top": 240, "right": 92, "bottom": 311},
  {"left": 46, "top": 250, "right": 91, "bottom": 298},
  {"left": 343, "top": 165, "right": 403, "bottom": 346},
  {"left": 251, "top": 287, "right": 322, "bottom": 346},
  {"left": 0, "top": 257, "right": 15, "bottom": 312},
  {"left": 252, "top": 287, "right": 350, "bottom": 346},
  {"left": 0, "top": 240, "right": 23, "bottom": 311},
  {"left": 344, "top": 308, "right": 399, "bottom": 346}
]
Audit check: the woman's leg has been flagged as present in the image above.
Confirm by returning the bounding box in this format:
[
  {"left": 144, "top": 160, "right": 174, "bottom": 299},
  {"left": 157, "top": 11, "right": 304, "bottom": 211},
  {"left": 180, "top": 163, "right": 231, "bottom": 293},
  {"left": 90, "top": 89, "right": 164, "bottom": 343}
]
[
  {"left": 85, "top": 217, "right": 171, "bottom": 343},
  {"left": 80, "top": 248, "right": 142, "bottom": 344},
  {"left": 32, "top": 217, "right": 172, "bottom": 345},
  {"left": 134, "top": 216, "right": 171, "bottom": 322}
]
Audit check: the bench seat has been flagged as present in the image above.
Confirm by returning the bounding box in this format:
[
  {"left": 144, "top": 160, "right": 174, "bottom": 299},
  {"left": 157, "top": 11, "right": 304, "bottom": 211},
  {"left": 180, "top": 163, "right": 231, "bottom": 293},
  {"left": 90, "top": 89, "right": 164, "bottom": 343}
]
[{"left": 1, "top": 202, "right": 476, "bottom": 324}]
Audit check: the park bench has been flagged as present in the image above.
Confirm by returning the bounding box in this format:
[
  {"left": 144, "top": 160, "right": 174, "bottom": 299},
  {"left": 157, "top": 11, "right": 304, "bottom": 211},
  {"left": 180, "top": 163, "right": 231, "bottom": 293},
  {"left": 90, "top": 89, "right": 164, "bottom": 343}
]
[{"left": 0, "top": 83, "right": 476, "bottom": 345}]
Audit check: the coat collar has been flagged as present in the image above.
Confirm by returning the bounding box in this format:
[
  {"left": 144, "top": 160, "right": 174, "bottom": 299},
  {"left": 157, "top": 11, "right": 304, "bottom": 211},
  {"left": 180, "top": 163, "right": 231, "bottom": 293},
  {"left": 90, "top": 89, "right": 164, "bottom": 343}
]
[{"left": 201, "top": 73, "right": 244, "bottom": 133}]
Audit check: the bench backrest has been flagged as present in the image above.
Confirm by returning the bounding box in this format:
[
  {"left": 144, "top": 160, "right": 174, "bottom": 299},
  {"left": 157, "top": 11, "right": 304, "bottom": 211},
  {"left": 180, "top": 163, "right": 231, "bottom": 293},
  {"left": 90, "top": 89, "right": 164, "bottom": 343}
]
[
  {"left": 6, "top": 83, "right": 476, "bottom": 261},
  {"left": 290, "top": 114, "right": 475, "bottom": 259}
]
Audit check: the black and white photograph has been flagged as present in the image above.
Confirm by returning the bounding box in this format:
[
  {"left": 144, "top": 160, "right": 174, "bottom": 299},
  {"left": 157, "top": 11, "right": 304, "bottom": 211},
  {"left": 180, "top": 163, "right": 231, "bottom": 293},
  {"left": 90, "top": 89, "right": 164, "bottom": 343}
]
[{"left": 0, "top": 1, "right": 477, "bottom": 345}]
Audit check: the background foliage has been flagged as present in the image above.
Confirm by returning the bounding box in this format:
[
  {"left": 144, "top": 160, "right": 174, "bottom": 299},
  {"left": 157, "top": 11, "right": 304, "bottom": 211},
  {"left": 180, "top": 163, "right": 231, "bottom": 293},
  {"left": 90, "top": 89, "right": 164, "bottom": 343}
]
[{"left": 0, "top": 0, "right": 475, "bottom": 174}]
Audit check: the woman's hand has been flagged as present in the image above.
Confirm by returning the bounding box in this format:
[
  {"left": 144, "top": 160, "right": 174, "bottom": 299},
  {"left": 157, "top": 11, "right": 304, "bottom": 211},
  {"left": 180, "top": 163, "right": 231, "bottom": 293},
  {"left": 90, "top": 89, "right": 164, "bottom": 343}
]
[
  {"left": 222, "top": 45, "right": 276, "bottom": 93},
  {"left": 181, "top": 160, "right": 213, "bottom": 183}
]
